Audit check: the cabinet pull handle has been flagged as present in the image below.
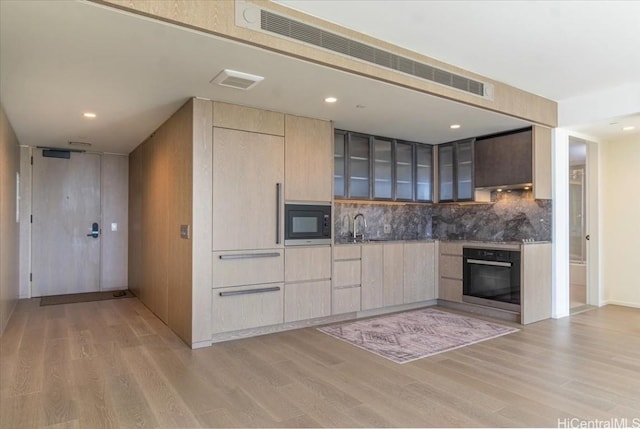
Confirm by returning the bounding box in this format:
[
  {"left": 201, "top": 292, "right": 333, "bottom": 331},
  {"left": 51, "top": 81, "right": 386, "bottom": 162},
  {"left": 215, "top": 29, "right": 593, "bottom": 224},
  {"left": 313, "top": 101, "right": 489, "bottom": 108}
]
[
  {"left": 219, "top": 252, "right": 281, "bottom": 260},
  {"left": 219, "top": 286, "right": 281, "bottom": 297},
  {"left": 276, "top": 182, "right": 282, "bottom": 244}
]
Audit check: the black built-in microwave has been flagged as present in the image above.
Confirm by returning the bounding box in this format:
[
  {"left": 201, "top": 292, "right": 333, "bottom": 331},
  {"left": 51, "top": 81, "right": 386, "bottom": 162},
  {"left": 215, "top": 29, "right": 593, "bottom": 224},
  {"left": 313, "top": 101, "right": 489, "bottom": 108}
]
[{"left": 284, "top": 203, "right": 331, "bottom": 245}]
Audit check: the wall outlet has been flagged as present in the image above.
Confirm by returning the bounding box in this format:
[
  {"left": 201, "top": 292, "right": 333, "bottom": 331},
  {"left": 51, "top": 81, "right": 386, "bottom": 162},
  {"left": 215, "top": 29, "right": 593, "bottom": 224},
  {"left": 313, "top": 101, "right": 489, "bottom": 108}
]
[{"left": 384, "top": 224, "right": 391, "bottom": 234}]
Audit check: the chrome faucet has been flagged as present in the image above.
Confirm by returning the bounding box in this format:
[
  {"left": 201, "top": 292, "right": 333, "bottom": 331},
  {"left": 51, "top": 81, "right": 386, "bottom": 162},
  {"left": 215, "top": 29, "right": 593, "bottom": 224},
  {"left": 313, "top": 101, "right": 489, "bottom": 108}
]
[{"left": 353, "top": 213, "right": 367, "bottom": 241}]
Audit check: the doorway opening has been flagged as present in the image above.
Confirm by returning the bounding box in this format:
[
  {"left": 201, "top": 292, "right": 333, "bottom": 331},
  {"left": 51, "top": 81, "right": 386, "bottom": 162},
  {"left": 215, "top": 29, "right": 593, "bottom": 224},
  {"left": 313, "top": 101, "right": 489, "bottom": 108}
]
[{"left": 568, "top": 138, "right": 591, "bottom": 313}]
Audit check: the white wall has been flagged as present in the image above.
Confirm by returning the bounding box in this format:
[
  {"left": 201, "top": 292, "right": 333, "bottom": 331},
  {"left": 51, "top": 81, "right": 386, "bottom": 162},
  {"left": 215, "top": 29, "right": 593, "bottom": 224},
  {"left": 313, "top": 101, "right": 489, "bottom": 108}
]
[{"left": 601, "top": 133, "right": 640, "bottom": 307}]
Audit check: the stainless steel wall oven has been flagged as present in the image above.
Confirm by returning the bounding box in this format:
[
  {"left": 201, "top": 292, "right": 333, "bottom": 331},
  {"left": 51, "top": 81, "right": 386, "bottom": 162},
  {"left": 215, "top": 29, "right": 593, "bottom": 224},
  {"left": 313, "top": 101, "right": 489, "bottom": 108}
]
[{"left": 463, "top": 247, "right": 521, "bottom": 312}]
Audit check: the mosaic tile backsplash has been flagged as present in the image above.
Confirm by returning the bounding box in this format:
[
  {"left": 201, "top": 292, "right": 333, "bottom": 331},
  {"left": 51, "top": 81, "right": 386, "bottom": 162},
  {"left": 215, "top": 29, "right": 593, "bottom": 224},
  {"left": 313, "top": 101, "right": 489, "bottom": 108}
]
[{"left": 335, "top": 190, "right": 552, "bottom": 242}]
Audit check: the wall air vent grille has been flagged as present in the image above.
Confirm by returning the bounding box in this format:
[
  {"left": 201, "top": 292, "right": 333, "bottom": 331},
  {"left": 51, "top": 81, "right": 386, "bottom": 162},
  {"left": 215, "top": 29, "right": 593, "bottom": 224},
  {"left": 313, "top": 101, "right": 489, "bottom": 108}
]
[{"left": 258, "top": 9, "right": 487, "bottom": 98}]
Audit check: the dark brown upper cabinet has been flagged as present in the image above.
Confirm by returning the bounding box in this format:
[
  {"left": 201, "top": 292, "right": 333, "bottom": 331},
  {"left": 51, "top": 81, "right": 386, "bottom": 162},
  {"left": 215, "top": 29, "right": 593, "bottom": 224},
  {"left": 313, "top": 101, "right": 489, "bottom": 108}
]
[{"left": 474, "top": 128, "right": 533, "bottom": 188}]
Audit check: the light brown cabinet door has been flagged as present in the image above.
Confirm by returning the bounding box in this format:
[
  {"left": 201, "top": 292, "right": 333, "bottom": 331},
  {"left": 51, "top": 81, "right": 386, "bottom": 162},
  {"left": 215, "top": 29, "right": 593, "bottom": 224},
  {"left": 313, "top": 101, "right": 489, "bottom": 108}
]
[
  {"left": 383, "top": 243, "right": 404, "bottom": 306},
  {"left": 212, "top": 127, "right": 284, "bottom": 251},
  {"left": 403, "top": 242, "right": 436, "bottom": 303},
  {"left": 32, "top": 150, "right": 101, "bottom": 296},
  {"left": 361, "top": 244, "right": 383, "bottom": 310},
  {"left": 284, "top": 115, "right": 333, "bottom": 202}
]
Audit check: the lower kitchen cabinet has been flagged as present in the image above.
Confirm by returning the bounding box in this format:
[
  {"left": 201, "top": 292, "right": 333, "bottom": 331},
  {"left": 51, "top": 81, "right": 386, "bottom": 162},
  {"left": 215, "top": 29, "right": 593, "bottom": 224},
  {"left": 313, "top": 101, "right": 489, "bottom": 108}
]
[
  {"left": 284, "top": 280, "right": 331, "bottom": 322},
  {"left": 437, "top": 242, "right": 464, "bottom": 303},
  {"left": 211, "top": 283, "right": 284, "bottom": 334},
  {"left": 333, "top": 286, "right": 361, "bottom": 314},
  {"left": 383, "top": 243, "right": 404, "bottom": 306},
  {"left": 361, "top": 244, "right": 383, "bottom": 310},
  {"left": 403, "top": 242, "right": 436, "bottom": 303},
  {"left": 212, "top": 249, "right": 284, "bottom": 287}
]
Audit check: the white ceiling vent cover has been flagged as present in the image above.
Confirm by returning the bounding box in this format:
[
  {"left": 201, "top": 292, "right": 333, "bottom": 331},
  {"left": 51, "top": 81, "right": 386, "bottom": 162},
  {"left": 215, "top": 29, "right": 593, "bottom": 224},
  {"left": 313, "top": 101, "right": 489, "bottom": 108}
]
[{"left": 211, "top": 69, "right": 264, "bottom": 90}]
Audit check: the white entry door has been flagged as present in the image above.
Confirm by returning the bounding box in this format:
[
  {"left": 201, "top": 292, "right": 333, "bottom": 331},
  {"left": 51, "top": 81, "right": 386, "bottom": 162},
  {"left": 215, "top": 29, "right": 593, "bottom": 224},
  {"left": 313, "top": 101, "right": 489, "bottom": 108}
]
[{"left": 31, "top": 149, "right": 101, "bottom": 296}]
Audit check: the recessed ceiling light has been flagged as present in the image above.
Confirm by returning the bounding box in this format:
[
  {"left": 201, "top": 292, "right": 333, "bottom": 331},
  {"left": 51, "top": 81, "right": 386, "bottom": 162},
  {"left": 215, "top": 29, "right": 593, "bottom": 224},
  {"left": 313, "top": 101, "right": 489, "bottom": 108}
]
[
  {"left": 623, "top": 126, "right": 636, "bottom": 131},
  {"left": 524, "top": 186, "right": 530, "bottom": 190},
  {"left": 496, "top": 188, "right": 503, "bottom": 192},
  {"left": 450, "top": 124, "right": 461, "bottom": 129},
  {"left": 324, "top": 97, "right": 338, "bottom": 103},
  {"left": 83, "top": 112, "right": 96, "bottom": 118}
]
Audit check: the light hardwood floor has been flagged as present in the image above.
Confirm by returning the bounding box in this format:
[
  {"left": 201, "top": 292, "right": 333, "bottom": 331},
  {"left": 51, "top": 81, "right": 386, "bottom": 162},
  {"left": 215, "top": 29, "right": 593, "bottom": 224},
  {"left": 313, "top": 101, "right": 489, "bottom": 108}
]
[{"left": 1, "top": 298, "right": 639, "bottom": 428}]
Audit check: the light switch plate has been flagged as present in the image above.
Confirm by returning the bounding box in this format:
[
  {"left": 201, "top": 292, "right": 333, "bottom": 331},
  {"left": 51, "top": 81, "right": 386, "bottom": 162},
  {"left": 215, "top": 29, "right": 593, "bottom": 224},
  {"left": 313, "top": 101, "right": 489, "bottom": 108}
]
[
  {"left": 111, "top": 222, "right": 118, "bottom": 232},
  {"left": 180, "top": 224, "right": 190, "bottom": 239}
]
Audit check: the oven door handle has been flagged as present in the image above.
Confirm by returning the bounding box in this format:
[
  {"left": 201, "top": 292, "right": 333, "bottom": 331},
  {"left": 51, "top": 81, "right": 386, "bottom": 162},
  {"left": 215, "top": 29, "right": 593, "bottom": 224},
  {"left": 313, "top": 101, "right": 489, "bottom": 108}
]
[{"left": 466, "top": 259, "right": 512, "bottom": 268}]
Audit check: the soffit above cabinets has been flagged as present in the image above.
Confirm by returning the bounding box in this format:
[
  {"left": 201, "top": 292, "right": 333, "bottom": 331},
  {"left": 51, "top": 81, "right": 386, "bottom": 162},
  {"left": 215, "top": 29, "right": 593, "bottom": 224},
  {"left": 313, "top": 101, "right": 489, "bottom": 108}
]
[{"left": 0, "top": 1, "right": 528, "bottom": 154}]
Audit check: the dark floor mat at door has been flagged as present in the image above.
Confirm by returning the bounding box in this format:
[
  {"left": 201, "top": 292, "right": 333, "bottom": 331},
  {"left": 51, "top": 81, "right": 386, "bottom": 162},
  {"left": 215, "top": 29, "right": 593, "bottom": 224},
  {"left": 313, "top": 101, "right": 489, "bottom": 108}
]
[{"left": 40, "top": 289, "right": 136, "bottom": 306}]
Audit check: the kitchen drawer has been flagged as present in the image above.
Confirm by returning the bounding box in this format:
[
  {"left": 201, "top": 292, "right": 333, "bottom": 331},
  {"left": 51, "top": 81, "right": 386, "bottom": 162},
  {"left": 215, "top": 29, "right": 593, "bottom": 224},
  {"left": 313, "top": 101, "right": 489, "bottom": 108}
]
[
  {"left": 439, "top": 254, "right": 463, "bottom": 280},
  {"left": 334, "top": 245, "right": 361, "bottom": 261},
  {"left": 334, "top": 260, "right": 361, "bottom": 288},
  {"left": 438, "top": 278, "right": 463, "bottom": 303},
  {"left": 284, "top": 280, "right": 331, "bottom": 323},
  {"left": 212, "top": 249, "right": 283, "bottom": 288},
  {"left": 212, "top": 283, "right": 284, "bottom": 334},
  {"left": 439, "top": 241, "right": 464, "bottom": 256},
  {"left": 333, "top": 286, "right": 361, "bottom": 315},
  {"left": 285, "top": 246, "right": 331, "bottom": 283}
]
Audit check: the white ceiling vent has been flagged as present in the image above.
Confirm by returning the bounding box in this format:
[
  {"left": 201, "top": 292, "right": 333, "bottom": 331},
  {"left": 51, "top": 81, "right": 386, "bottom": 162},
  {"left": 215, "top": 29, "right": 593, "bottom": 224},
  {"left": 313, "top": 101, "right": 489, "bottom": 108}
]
[
  {"left": 235, "top": 1, "right": 493, "bottom": 100},
  {"left": 211, "top": 69, "right": 264, "bottom": 90}
]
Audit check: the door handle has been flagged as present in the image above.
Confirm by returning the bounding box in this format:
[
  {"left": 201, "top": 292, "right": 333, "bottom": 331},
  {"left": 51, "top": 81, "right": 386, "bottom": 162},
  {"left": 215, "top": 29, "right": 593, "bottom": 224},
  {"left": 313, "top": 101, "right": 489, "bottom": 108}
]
[
  {"left": 585, "top": 234, "right": 590, "bottom": 241},
  {"left": 87, "top": 222, "right": 99, "bottom": 238}
]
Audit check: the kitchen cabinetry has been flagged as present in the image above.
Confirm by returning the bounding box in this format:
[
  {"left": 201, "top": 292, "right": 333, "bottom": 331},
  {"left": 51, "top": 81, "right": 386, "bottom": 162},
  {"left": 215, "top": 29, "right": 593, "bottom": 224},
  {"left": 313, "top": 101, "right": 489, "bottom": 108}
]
[
  {"left": 395, "top": 141, "right": 414, "bottom": 200},
  {"left": 212, "top": 127, "right": 284, "bottom": 251},
  {"left": 403, "top": 242, "right": 436, "bottom": 303},
  {"left": 521, "top": 243, "right": 552, "bottom": 324},
  {"left": 212, "top": 283, "right": 284, "bottom": 334},
  {"left": 437, "top": 241, "right": 464, "bottom": 302},
  {"left": 438, "top": 139, "right": 474, "bottom": 202},
  {"left": 333, "top": 245, "right": 362, "bottom": 314},
  {"left": 373, "top": 137, "right": 393, "bottom": 199},
  {"left": 383, "top": 243, "right": 404, "bottom": 306},
  {"left": 361, "top": 244, "right": 383, "bottom": 310},
  {"left": 533, "top": 125, "right": 552, "bottom": 199},
  {"left": 334, "top": 129, "right": 434, "bottom": 202},
  {"left": 211, "top": 102, "right": 286, "bottom": 336},
  {"left": 285, "top": 115, "right": 332, "bottom": 202},
  {"left": 474, "top": 128, "right": 532, "bottom": 188},
  {"left": 284, "top": 246, "right": 331, "bottom": 322}
]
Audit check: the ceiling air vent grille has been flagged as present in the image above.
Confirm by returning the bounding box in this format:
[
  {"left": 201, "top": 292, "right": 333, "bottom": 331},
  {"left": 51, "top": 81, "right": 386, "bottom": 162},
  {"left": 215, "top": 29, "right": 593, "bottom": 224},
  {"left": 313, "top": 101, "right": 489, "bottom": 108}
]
[{"left": 256, "top": 9, "right": 488, "bottom": 98}]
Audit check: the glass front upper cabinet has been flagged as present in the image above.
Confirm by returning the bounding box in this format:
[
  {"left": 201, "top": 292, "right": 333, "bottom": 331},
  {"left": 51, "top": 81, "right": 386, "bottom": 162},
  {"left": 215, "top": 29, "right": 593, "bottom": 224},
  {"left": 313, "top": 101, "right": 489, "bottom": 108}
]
[
  {"left": 373, "top": 137, "right": 393, "bottom": 199},
  {"left": 395, "top": 141, "right": 414, "bottom": 200},
  {"left": 438, "top": 138, "right": 474, "bottom": 202},
  {"left": 438, "top": 143, "right": 455, "bottom": 201},
  {"left": 334, "top": 130, "right": 433, "bottom": 202},
  {"left": 348, "top": 133, "right": 371, "bottom": 199},
  {"left": 334, "top": 130, "right": 347, "bottom": 198},
  {"left": 415, "top": 144, "right": 433, "bottom": 202},
  {"left": 456, "top": 139, "right": 474, "bottom": 201}
]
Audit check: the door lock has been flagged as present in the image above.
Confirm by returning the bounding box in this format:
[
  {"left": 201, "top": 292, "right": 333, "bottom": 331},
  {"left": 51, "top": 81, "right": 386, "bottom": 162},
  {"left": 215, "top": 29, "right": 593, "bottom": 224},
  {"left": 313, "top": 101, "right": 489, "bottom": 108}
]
[{"left": 87, "top": 222, "right": 100, "bottom": 238}]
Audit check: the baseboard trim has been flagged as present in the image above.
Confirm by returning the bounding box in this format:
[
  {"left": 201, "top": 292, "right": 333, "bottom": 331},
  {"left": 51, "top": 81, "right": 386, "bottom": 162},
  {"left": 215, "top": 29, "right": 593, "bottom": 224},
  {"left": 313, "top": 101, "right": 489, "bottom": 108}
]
[
  {"left": 207, "top": 300, "right": 439, "bottom": 347},
  {"left": 602, "top": 300, "right": 640, "bottom": 309},
  {"left": 437, "top": 299, "right": 521, "bottom": 323}
]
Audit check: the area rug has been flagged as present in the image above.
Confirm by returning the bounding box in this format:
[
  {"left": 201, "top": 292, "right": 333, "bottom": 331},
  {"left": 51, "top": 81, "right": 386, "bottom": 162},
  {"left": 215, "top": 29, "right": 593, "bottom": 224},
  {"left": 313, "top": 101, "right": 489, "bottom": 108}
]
[
  {"left": 40, "top": 289, "right": 135, "bottom": 306},
  {"left": 318, "top": 308, "right": 519, "bottom": 364}
]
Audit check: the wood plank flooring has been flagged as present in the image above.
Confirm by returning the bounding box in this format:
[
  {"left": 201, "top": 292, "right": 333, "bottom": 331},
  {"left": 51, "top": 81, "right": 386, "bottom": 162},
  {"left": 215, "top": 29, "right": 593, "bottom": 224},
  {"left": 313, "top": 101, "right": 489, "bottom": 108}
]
[{"left": 1, "top": 298, "right": 639, "bottom": 428}]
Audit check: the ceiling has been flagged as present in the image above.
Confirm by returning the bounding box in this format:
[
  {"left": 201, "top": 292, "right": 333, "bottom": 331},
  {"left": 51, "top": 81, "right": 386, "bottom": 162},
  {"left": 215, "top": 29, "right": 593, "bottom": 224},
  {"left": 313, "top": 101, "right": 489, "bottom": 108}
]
[{"left": 1, "top": 1, "right": 637, "bottom": 154}]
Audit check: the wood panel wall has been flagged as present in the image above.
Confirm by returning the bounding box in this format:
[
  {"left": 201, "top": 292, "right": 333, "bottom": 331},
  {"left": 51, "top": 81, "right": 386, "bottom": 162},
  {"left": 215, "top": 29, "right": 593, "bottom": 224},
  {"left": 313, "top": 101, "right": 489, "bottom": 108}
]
[
  {"left": 101, "top": 154, "right": 129, "bottom": 290},
  {"left": 128, "top": 98, "right": 194, "bottom": 344},
  {"left": 0, "top": 104, "right": 20, "bottom": 336},
  {"left": 98, "top": 0, "right": 557, "bottom": 127}
]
